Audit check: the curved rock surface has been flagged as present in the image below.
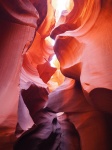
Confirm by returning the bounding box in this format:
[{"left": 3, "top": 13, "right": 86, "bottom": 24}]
[{"left": 0, "top": 0, "right": 112, "bottom": 150}]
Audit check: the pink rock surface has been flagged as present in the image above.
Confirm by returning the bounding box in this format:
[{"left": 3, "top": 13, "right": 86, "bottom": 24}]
[{"left": 0, "top": 0, "right": 112, "bottom": 150}]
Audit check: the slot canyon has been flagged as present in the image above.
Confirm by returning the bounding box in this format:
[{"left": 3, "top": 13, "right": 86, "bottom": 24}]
[{"left": 0, "top": 0, "right": 112, "bottom": 149}]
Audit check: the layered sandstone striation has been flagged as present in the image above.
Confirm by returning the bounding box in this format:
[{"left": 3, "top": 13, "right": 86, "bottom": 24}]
[{"left": 0, "top": 0, "right": 112, "bottom": 150}]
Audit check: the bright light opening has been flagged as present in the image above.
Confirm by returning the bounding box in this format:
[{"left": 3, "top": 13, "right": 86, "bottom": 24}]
[
  {"left": 50, "top": 54, "right": 57, "bottom": 68},
  {"left": 45, "top": 36, "right": 55, "bottom": 46},
  {"left": 52, "top": 0, "right": 70, "bottom": 22},
  {"left": 56, "top": 112, "right": 64, "bottom": 117}
]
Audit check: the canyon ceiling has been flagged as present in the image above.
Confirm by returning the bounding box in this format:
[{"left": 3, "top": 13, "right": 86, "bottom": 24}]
[{"left": 0, "top": 0, "right": 112, "bottom": 150}]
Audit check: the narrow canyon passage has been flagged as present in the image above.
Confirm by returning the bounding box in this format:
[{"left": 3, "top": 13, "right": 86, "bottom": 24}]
[{"left": 0, "top": 0, "right": 112, "bottom": 150}]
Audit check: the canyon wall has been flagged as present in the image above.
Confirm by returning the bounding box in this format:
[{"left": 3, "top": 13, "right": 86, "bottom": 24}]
[{"left": 0, "top": 0, "right": 112, "bottom": 150}]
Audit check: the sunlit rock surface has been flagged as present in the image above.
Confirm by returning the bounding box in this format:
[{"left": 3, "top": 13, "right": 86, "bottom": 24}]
[
  {"left": 52, "top": 0, "right": 112, "bottom": 113},
  {"left": 0, "top": 0, "right": 112, "bottom": 150}
]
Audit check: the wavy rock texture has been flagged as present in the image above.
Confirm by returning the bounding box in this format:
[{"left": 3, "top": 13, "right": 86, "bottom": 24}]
[
  {"left": 0, "top": 0, "right": 112, "bottom": 150},
  {"left": 14, "top": 109, "right": 81, "bottom": 150},
  {"left": 52, "top": 0, "right": 112, "bottom": 113},
  {"left": 0, "top": 0, "right": 38, "bottom": 148}
]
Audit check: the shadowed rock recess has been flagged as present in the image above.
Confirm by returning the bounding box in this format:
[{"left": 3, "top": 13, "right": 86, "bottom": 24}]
[{"left": 0, "top": 0, "right": 112, "bottom": 150}]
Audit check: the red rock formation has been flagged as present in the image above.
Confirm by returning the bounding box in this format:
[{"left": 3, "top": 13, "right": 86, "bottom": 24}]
[
  {"left": 52, "top": 0, "right": 112, "bottom": 113},
  {"left": 0, "top": 0, "right": 112, "bottom": 150},
  {"left": 0, "top": 0, "right": 39, "bottom": 149}
]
